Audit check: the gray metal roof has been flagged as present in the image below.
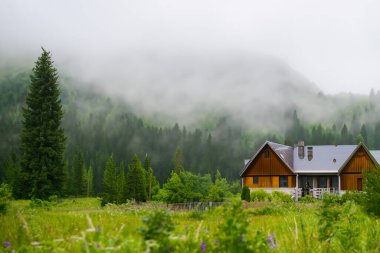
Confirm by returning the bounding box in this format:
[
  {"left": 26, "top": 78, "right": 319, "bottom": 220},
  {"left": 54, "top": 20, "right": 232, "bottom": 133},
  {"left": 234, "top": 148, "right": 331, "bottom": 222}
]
[
  {"left": 267, "top": 142, "right": 294, "bottom": 168},
  {"left": 370, "top": 151, "right": 380, "bottom": 164},
  {"left": 293, "top": 145, "right": 357, "bottom": 173},
  {"left": 241, "top": 141, "right": 380, "bottom": 177}
]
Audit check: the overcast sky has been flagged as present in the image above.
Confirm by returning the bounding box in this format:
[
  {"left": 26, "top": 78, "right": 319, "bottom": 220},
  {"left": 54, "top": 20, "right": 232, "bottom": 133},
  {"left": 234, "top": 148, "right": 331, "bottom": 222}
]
[{"left": 1, "top": 0, "right": 380, "bottom": 94}]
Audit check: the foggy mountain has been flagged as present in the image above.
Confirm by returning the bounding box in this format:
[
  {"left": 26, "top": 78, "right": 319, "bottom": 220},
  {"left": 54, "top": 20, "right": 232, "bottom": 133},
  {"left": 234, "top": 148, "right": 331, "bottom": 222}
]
[{"left": 59, "top": 51, "right": 373, "bottom": 133}]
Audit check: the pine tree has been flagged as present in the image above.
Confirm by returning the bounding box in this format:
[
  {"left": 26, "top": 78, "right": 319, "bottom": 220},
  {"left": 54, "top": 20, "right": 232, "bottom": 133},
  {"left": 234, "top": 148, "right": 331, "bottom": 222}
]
[
  {"left": 20, "top": 48, "right": 65, "bottom": 199},
  {"left": 86, "top": 165, "right": 94, "bottom": 197},
  {"left": 72, "top": 152, "right": 85, "bottom": 196},
  {"left": 102, "top": 155, "right": 118, "bottom": 205},
  {"left": 116, "top": 161, "right": 126, "bottom": 204},
  {"left": 126, "top": 155, "right": 147, "bottom": 203},
  {"left": 173, "top": 146, "right": 184, "bottom": 174},
  {"left": 81, "top": 163, "right": 88, "bottom": 195},
  {"left": 144, "top": 155, "right": 159, "bottom": 201}
]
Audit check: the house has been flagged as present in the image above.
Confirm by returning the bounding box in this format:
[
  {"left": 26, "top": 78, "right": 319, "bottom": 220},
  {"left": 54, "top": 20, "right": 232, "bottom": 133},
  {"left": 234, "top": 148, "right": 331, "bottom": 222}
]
[{"left": 240, "top": 141, "right": 380, "bottom": 199}]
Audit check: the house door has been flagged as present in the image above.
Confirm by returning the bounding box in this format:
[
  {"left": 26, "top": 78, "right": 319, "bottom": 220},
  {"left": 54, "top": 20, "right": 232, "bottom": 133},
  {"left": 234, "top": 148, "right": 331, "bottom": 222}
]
[{"left": 357, "top": 178, "right": 363, "bottom": 191}]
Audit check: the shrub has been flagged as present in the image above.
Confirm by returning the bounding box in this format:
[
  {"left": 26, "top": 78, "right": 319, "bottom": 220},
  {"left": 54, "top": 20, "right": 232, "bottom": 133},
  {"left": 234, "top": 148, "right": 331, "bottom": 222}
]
[
  {"left": 271, "top": 191, "right": 293, "bottom": 203},
  {"left": 139, "top": 209, "right": 174, "bottom": 251},
  {"left": 215, "top": 200, "right": 269, "bottom": 252},
  {"left": 299, "top": 194, "right": 318, "bottom": 203},
  {"left": 29, "top": 198, "right": 54, "bottom": 209},
  {"left": 241, "top": 186, "right": 251, "bottom": 202},
  {"left": 0, "top": 183, "right": 12, "bottom": 214},
  {"left": 250, "top": 189, "right": 271, "bottom": 202},
  {"left": 363, "top": 169, "right": 380, "bottom": 216},
  {"left": 341, "top": 190, "right": 365, "bottom": 205},
  {"left": 322, "top": 192, "right": 342, "bottom": 205}
]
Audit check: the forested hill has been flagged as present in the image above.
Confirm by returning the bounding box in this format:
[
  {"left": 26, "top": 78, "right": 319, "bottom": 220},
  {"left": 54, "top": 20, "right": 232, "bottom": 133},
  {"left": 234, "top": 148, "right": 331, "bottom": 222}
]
[
  {"left": 1, "top": 67, "right": 380, "bottom": 194},
  {"left": 0, "top": 70, "right": 252, "bottom": 193}
]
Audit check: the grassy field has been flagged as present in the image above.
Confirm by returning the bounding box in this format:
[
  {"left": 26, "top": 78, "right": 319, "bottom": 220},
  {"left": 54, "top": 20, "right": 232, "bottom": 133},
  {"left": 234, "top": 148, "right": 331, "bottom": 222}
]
[{"left": 1, "top": 198, "right": 380, "bottom": 252}]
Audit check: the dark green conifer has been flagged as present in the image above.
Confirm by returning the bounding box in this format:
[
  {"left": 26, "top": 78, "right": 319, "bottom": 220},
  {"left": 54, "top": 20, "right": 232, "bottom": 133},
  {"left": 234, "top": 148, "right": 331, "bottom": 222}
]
[
  {"left": 126, "top": 155, "right": 147, "bottom": 203},
  {"left": 20, "top": 48, "right": 65, "bottom": 199}
]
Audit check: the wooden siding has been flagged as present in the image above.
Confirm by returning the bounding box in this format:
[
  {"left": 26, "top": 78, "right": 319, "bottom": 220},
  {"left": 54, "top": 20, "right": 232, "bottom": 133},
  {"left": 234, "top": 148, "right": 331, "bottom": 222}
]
[
  {"left": 242, "top": 144, "right": 295, "bottom": 188},
  {"left": 242, "top": 144, "right": 293, "bottom": 176},
  {"left": 341, "top": 146, "right": 376, "bottom": 190},
  {"left": 243, "top": 175, "right": 296, "bottom": 188}
]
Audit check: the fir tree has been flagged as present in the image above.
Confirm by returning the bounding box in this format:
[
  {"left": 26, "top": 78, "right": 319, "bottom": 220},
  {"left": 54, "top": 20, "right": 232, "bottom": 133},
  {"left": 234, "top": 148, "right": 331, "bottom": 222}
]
[
  {"left": 19, "top": 48, "right": 65, "bottom": 199},
  {"left": 81, "top": 163, "right": 88, "bottom": 195},
  {"left": 144, "top": 155, "right": 159, "bottom": 201},
  {"left": 86, "top": 165, "right": 94, "bottom": 197},
  {"left": 116, "top": 161, "right": 126, "bottom": 204},
  {"left": 72, "top": 152, "right": 85, "bottom": 196},
  {"left": 126, "top": 155, "right": 147, "bottom": 203},
  {"left": 173, "top": 146, "right": 184, "bottom": 174},
  {"left": 102, "top": 155, "right": 118, "bottom": 205}
]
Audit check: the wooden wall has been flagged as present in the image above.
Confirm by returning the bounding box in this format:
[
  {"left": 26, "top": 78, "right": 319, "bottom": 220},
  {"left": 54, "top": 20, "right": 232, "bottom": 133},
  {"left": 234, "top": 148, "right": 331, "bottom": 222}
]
[
  {"left": 243, "top": 175, "right": 296, "bottom": 188},
  {"left": 242, "top": 144, "right": 295, "bottom": 188},
  {"left": 341, "top": 146, "right": 376, "bottom": 190}
]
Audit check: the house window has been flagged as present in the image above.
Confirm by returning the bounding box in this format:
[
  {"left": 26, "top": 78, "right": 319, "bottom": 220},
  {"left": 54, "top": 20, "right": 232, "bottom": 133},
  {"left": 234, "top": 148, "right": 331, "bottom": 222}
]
[
  {"left": 253, "top": 176, "right": 259, "bottom": 184},
  {"left": 279, "top": 176, "right": 288, "bottom": 187},
  {"left": 317, "top": 176, "right": 327, "bottom": 188},
  {"left": 263, "top": 150, "right": 269, "bottom": 158},
  {"left": 331, "top": 176, "right": 338, "bottom": 188}
]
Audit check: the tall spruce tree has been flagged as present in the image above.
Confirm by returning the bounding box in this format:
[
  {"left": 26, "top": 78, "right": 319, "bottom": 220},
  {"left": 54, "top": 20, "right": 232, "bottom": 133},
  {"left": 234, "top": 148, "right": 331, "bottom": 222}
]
[
  {"left": 20, "top": 48, "right": 65, "bottom": 199},
  {"left": 102, "top": 154, "right": 118, "bottom": 205},
  {"left": 126, "top": 155, "right": 147, "bottom": 203},
  {"left": 72, "top": 151, "right": 85, "bottom": 196}
]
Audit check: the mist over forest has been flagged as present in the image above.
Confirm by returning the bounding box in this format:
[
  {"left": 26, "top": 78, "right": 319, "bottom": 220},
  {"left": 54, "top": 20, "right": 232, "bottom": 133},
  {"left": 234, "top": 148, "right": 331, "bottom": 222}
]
[{"left": 1, "top": 1, "right": 380, "bottom": 194}]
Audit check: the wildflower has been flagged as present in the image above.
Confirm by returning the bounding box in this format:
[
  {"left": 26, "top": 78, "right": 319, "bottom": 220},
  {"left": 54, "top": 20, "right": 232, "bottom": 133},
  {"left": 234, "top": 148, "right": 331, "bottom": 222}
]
[
  {"left": 201, "top": 242, "right": 206, "bottom": 251},
  {"left": 213, "top": 240, "right": 219, "bottom": 245},
  {"left": 267, "top": 233, "right": 278, "bottom": 250},
  {"left": 97, "top": 225, "right": 101, "bottom": 233},
  {"left": 96, "top": 244, "right": 100, "bottom": 248},
  {"left": 4, "top": 241, "right": 10, "bottom": 248},
  {"left": 204, "top": 229, "right": 210, "bottom": 234}
]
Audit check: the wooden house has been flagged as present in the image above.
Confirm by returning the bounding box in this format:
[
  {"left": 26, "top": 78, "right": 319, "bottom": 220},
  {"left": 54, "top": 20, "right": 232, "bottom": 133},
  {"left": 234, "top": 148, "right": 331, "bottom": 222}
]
[{"left": 240, "top": 141, "right": 379, "bottom": 199}]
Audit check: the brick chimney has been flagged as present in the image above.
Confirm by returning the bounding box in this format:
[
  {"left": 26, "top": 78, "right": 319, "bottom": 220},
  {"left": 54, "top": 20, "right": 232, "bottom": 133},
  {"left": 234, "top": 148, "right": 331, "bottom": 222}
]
[
  {"left": 298, "top": 140, "right": 305, "bottom": 159},
  {"left": 307, "top": 146, "right": 313, "bottom": 161}
]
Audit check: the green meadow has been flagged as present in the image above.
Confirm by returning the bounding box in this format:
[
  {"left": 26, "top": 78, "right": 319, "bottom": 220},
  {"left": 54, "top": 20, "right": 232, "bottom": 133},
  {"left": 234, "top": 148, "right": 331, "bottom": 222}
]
[{"left": 1, "top": 198, "right": 380, "bottom": 252}]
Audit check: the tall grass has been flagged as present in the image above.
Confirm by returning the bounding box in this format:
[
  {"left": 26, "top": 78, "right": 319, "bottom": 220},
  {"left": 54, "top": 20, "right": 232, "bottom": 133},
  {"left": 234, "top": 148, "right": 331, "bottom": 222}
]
[{"left": 1, "top": 198, "right": 379, "bottom": 252}]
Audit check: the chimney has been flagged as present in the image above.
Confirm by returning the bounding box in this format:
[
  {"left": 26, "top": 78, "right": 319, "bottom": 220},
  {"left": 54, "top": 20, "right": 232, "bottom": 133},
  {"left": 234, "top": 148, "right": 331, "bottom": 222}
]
[
  {"left": 298, "top": 140, "right": 305, "bottom": 159},
  {"left": 307, "top": 146, "right": 313, "bottom": 161}
]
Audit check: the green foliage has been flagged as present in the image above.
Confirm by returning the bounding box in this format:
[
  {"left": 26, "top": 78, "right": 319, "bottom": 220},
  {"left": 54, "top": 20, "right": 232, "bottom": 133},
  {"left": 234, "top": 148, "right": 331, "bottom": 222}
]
[
  {"left": 271, "top": 191, "right": 294, "bottom": 203},
  {"left": 144, "top": 155, "right": 160, "bottom": 201},
  {"left": 341, "top": 190, "right": 365, "bottom": 205},
  {"left": 72, "top": 151, "right": 86, "bottom": 196},
  {"left": 19, "top": 48, "right": 65, "bottom": 200},
  {"left": 126, "top": 155, "right": 147, "bottom": 203},
  {"left": 241, "top": 186, "right": 251, "bottom": 202},
  {"left": 139, "top": 209, "right": 174, "bottom": 252},
  {"left": 0, "top": 183, "right": 12, "bottom": 214},
  {"left": 102, "top": 155, "right": 118, "bottom": 205},
  {"left": 364, "top": 168, "right": 380, "bottom": 216},
  {"left": 318, "top": 200, "right": 364, "bottom": 252},
  {"left": 215, "top": 201, "right": 269, "bottom": 252},
  {"left": 298, "top": 194, "right": 318, "bottom": 203},
  {"left": 250, "top": 189, "right": 272, "bottom": 202},
  {"left": 116, "top": 161, "right": 126, "bottom": 204}
]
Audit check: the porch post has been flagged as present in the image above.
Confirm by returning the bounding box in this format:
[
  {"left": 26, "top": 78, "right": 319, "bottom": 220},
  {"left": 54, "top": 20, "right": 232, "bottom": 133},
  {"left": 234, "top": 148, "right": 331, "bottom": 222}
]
[
  {"left": 295, "top": 174, "right": 299, "bottom": 201},
  {"left": 338, "top": 174, "right": 341, "bottom": 195}
]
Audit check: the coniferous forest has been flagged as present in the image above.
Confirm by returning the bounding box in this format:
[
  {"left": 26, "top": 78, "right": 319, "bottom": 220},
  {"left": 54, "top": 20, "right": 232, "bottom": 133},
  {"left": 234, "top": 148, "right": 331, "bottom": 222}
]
[{"left": 2, "top": 54, "right": 380, "bottom": 200}]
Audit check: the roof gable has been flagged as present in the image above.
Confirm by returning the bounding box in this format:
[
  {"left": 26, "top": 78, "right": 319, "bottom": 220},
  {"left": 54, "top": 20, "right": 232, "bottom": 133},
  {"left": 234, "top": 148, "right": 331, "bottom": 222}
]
[{"left": 240, "top": 141, "right": 294, "bottom": 176}]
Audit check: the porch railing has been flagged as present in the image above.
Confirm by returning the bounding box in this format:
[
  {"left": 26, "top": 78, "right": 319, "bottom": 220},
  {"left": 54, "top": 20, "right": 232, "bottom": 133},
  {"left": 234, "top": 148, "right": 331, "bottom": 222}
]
[{"left": 294, "top": 187, "right": 339, "bottom": 200}]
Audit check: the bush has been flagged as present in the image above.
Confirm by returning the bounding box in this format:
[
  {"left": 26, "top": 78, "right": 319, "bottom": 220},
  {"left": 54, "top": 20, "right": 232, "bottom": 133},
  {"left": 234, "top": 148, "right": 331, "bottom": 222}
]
[
  {"left": 0, "top": 183, "right": 12, "bottom": 214},
  {"left": 271, "top": 191, "right": 293, "bottom": 203},
  {"left": 241, "top": 186, "right": 251, "bottom": 202},
  {"left": 363, "top": 169, "right": 380, "bottom": 216},
  {"left": 250, "top": 189, "right": 271, "bottom": 202},
  {"left": 322, "top": 192, "right": 342, "bottom": 205},
  {"left": 341, "top": 190, "right": 365, "bottom": 205},
  {"left": 299, "top": 194, "right": 318, "bottom": 203},
  {"left": 29, "top": 198, "right": 54, "bottom": 209},
  {"left": 215, "top": 200, "right": 269, "bottom": 252},
  {"left": 139, "top": 209, "right": 174, "bottom": 251}
]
